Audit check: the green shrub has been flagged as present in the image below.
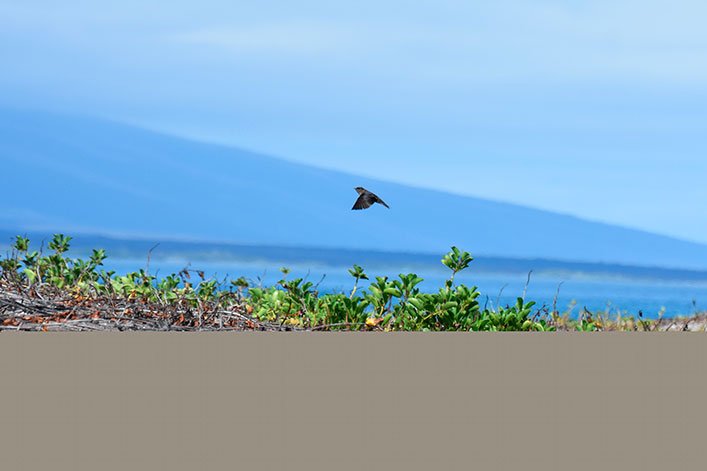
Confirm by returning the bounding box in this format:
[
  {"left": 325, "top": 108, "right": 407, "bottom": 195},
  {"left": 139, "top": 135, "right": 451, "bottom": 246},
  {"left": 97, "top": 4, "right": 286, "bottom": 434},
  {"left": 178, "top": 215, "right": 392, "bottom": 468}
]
[{"left": 1, "top": 234, "right": 553, "bottom": 331}]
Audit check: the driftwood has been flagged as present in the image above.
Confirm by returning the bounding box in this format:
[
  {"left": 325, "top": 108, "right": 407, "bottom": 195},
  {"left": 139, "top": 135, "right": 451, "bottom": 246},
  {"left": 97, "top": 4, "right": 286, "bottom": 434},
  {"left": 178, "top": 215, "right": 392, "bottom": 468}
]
[{"left": 0, "top": 281, "right": 294, "bottom": 332}]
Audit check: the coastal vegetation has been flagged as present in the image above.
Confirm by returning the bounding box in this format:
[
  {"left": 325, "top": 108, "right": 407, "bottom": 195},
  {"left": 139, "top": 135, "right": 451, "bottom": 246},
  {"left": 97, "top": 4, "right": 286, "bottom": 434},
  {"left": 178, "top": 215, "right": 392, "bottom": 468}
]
[{"left": 1, "top": 234, "right": 704, "bottom": 331}]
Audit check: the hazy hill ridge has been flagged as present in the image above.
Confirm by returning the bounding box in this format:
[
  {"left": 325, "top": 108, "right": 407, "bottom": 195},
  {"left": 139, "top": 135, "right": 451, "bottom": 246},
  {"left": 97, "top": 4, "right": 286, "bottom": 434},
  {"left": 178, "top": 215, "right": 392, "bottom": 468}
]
[{"left": 3, "top": 108, "right": 707, "bottom": 269}]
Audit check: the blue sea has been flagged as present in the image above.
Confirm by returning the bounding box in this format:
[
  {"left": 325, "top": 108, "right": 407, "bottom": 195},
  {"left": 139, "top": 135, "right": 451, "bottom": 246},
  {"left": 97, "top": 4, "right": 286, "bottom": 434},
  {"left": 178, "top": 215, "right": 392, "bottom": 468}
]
[{"left": 104, "top": 258, "right": 707, "bottom": 318}]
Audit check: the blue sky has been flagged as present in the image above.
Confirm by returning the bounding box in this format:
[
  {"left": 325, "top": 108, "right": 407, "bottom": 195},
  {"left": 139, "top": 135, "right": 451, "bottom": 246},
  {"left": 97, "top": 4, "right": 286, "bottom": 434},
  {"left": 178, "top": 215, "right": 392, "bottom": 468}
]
[{"left": 2, "top": 1, "right": 707, "bottom": 242}]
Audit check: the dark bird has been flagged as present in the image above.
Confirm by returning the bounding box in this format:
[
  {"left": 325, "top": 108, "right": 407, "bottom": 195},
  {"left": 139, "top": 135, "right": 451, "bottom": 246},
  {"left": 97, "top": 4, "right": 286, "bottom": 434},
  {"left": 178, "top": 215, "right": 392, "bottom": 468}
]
[{"left": 351, "top": 187, "right": 390, "bottom": 210}]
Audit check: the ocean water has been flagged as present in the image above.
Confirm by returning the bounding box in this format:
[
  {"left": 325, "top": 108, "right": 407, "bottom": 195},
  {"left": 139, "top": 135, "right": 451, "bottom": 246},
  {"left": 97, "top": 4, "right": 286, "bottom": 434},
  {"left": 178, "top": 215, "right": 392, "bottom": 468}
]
[{"left": 103, "top": 258, "right": 707, "bottom": 318}]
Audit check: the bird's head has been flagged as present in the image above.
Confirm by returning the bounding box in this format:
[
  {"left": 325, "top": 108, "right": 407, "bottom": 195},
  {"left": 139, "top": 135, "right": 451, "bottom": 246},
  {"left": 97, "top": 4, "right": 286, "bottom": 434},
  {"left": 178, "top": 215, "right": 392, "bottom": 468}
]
[{"left": 354, "top": 186, "right": 365, "bottom": 194}]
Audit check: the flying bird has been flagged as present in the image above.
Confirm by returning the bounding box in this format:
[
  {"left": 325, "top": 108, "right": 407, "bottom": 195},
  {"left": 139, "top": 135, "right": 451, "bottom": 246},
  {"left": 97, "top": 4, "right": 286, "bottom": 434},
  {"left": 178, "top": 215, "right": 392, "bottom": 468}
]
[{"left": 351, "top": 187, "right": 390, "bottom": 210}]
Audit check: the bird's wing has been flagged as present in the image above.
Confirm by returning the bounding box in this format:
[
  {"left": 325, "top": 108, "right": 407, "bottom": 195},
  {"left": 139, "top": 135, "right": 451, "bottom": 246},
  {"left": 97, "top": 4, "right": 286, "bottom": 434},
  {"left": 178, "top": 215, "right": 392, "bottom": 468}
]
[
  {"left": 374, "top": 196, "right": 390, "bottom": 209},
  {"left": 352, "top": 193, "right": 373, "bottom": 210}
]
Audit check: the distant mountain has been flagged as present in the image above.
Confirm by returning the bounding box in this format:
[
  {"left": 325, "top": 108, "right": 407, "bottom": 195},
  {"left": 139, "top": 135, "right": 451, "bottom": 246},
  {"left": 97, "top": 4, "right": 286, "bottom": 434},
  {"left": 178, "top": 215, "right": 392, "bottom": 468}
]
[{"left": 2, "top": 107, "right": 707, "bottom": 269}]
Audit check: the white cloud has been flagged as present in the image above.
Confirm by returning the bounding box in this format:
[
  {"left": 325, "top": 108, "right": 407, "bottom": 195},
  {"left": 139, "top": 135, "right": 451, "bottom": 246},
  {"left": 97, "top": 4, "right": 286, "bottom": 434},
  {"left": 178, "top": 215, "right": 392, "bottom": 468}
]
[
  {"left": 169, "top": 21, "right": 374, "bottom": 55},
  {"left": 163, "top": 1, "right": 707, "bottom": 86}
]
